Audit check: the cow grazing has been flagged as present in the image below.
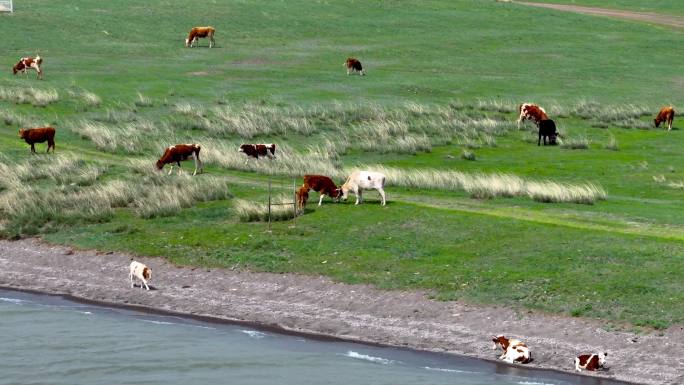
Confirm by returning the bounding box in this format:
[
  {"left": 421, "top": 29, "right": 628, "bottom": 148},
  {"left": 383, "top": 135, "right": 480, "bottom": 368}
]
[
  {"left": 538, "top": 119, "right": 558, "bottom": 146},
  {"left": 302, "top": 174, "right": 341, "bottom": 206},
  {"left": 492, "top": 335, "right": 532, "bottom": 364},
  {"left": 296, "top": 186, "right": 309, "bottom": 211},
  {"left": 156, "top": 144, "right": 203, "bottom": 175},
  {"left": 238, "top": 143, "right": 276, "bottom": 164},
  {"left": 340, "top": 170, "right": 386, "bottom": 206},
  {"left": 129, "top": 260, "right": 152, "bottom": 291},
  {"left": 654, "top": 106, "right": 675, "bottom": 131},
  {"left": 575, "top": 352, "right": 608, "bottom": 372},
  {"left": 185, "top": 26, "right": 215, "bottom": 48},
  {"left": 344, "top": 57, "right": 365, "bottom": 76},
  {"left": 13, "top": 56, "right": 43, "bottom": 79},
  {"left": 517, "top": 103, "right": 548, "bottom": 128},
  {"left": 19, "top": 127, "right": 55, "bottom": 154}
]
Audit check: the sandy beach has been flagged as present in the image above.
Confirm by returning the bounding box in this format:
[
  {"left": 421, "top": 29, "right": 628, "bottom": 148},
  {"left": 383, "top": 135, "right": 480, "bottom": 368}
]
[{"left": 0, "top": 238, "right": 681, "bottom": 384}]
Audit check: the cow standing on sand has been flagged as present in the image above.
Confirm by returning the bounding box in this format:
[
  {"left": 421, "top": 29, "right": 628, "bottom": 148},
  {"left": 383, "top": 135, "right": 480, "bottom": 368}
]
[
  {"left": 302, "top": 174, "right": 341, "bottom": 206},
  {"left": 492, "top": 335, "right": 532, "bottom": 364},
  {"left": 129, "top": 260, "right": 152, "bottom": 291},
  {"left": 340, "top": 170, "right": 386, "bottom": 206},
  {"left": 654, "top": 106, "right": 675, "bottom": 131},
  {"left": 156, "top": 144, "right": 203, "bottom": 175},
  {"left": 344, "top": 57, "right": 365, "bottom": 76},
  {"left": 19, "top": 127, "right": 55, "bottom": 153},
  {"left": 185, "top": 26, "right": 215, "bottom": 48},
  {"left": 13, "top": 56, "right": 43, "bottom": 79},
  {"left": 517, "top": 103, "right": 548, "bottom": 128}
]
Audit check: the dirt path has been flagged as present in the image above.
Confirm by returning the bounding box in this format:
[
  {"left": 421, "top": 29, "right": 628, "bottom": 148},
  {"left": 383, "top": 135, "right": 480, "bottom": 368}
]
[
  {"left": 513, "top": 2, "right": 684, "bottom": 29},
  {"left": 1, "top": 238, "right": 682, "bottom": 384}
]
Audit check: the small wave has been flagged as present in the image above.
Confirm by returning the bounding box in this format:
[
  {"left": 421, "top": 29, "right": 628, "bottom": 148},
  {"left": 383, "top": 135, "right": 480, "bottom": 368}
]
[
  {"left": 0, "top": 297, "right": 25, "bottom": 304},
  {"left": 424, "top": 366, "right": 471, "bottom": 373},
  {"left": 79, "top": 311, "right": 93, "bottom": 315},
  {"left": 139, "top": 319, "right": 176, "bottom": 326},
  {"left": 518, "top": 382, "right": 558, "bottom": 385},
  {"left": 240, "top": 330, "right": 267, "bottom": 339},
  {"left": 344, "top": 351, "right": 394, "bottom": 365}
]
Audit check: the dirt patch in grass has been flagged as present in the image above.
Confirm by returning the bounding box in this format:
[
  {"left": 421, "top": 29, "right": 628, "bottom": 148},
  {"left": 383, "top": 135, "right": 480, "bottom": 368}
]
[
  {"left": 0, "top": 238, "right": 681, "bottom": 385},
  {"left": 513, "top": 2, "right": 684, "bottom": 29}
]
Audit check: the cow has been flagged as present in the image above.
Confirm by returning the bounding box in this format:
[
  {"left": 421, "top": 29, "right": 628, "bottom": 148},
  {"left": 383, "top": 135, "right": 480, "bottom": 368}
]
[
  {"left": 575, "top": 352, "right": 608, "bottom": 372},
  {"left": 654, "top": 106, "right": 675, "bottom": 131},
  {"left": 296, "top": 185, "right": 309, "bottom": 212},
  {"left": 344, "top": 57, "right": 365, "bottom": 76},
  {"left": 185, "top": 26, "right": 215, "bottom": 48},
  {"left": 517, "top": 103, "right": 548, "bottom": 128},
  {"left": 302, "top": 174, "right": 341, "bottom": 206},
  {"left": 19, "top": 127, "right": 55, "bottom": 154},
  {"left": 238, "top": 143, "right": 276, "bottom": 164},
  {"left": 538, "top": 119, "right": 558, "bottom": 146},
  {"left": 340, "top": 170, "right": 386, "bottom": 206},
  {"left": 13, "top": 56, "right": 43, "bottom": 79},
  {"left": 492, "top": 335, "right": 532, "bottom": 364},
  {"left": 155, "top": 144, "right": 203, "bottom": 175},
  {"left": 129, "top": 260, "right": 152, "bottom": 291}
]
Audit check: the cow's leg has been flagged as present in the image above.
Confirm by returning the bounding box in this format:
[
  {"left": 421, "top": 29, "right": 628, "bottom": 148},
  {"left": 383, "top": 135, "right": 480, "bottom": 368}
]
[
  {"left": 378, "top": 188, "right": 386, "bottom": 206},
  {"left": 209, "top": 36, "right": 214, "bottom": 48},
  {"left": 168, "top": 165, "right": 174, "bottom": 175},
  {"left": 356, "top": 189, "right": 362, "bottom": 205},
  {"left": 177, "top": 162, "right": 182, "bottom": 175},
  {"left": 318, "top": 194, "right": 324, "bottom": 206},
  {"left": 130, "top": 273, "right": 134, "bottom": 288},
  {"left": 668, "top": 118, "right": 673, "bottom": 131},
  {"left": 538, "top": 132, "right": 542, "bottom": 146},
  {"left": 347, "top": 68, "right": 351, "bottom": 75},
  {"left": 143, "top": 279, "right": 149, "bottom": 291},
  {"left": 30, "top": 143, "right": 36, "bottom": 154},
  {"left": 192, "top": 156, "right": 200, "bottom": 176}
]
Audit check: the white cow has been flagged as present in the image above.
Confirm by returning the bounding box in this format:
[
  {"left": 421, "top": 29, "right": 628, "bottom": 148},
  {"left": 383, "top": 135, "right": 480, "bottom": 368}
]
[
  {"left": 129, "top": 261, "right": 152, "bottom": 291},
  {"left": 340, "top": 170, "right": 386, "bottom": 206}
]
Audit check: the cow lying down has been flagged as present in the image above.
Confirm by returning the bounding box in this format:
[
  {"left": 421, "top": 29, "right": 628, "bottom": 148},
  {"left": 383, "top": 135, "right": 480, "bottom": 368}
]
[
  {"left": 575, "top": 352, "right": 608, "bottom": 372},
  {"left": 492, "top": 335, "right": 532, "bottom": 364}
]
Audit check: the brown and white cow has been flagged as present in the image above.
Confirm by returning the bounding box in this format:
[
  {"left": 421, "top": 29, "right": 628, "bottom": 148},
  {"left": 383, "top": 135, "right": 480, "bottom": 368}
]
[
  {"left": 344, "top": 57, "right": 365, "bottom": 76},
  {"left": 238, "top": 143, "right": 276, "bottom": 164},
  {"left": 517, "top": 103, "right": 548, "bottom": 128},
  {"left": 156, "top": 144, "right": 203, "bottom": 175},
  {"left": 13, "top": 56, "right": 43, "bottom": 79},
  {"left": 185, "top": 27, "right": 215, "bottom": 48},
  {"left": 575, "top": 352, "right": 607, "bottom": 372},
  {"left": 19, "top": 127, "right": 55, "bottom": 153},
  {"left": 302, "top": 174, "right": 341, "bottom": 206},
  {"left": 129, "top": 260, "right": 152, "bottom": 291},
  {"left": 654, "top": 106, "right": 675, "bottom": 131},
  {"left": 492, "top": 335, "right": 532, "bottom": 364},
  {"left": 296, "top": 185, "right": 310, "bottom": 212}
]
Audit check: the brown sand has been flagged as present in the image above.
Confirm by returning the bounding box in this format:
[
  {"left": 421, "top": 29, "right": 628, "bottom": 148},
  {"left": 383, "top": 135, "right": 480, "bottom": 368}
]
[
  {"left": 0, "top": 238, "right": 681, "bottom": 384},
  {"left": 513, "top": 2, "right": 684, "bottom": 29}
]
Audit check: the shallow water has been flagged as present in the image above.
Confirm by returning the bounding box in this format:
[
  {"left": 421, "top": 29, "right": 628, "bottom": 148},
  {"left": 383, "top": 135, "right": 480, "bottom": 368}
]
[{"left": 0, "top": 289, "right": 623, "bottom": 385}]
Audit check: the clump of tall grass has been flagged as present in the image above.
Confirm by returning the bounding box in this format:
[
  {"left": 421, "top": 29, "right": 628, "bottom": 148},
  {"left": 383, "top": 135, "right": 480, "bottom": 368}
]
[
  {"left": 560, "top": 137, "right": 590, "bottom": 150},
  {"left": 475, "top": 98, "right": 517, "bottom": 113},
  {"left": 525, "top": 181, "right": 606, "bottom": 204},
  {"left": 604, "top": 135, "right": 619, "bottom": 151},
  {"left": 210, "top": 104, "right": 315, "bottom": 138},
  {"left": 234, "top": 194, "right": 295, "bottom": 222},
  {"left": 0, "top": 155, "right": 105, "bottom": 189},
  {"left": 174, "top": 102, "right": 206, "bottom": 119},
  {"left": 92, "top": 108, "right": 137, "bottom": 123},
  {"left": 461, "top": 150, "right": 476, "bottom": 161},
  {"left": 0, "top": 87, "right": 59, "bottom": 107},
  {"left": 75, "top": 119, "right": 172, "bottom": 153},
  {"left": 348, "top": 120, "right": 432, "bottom": 154},
  {"left": 134, "top": 92, "right": 154, "bottom": 107}
]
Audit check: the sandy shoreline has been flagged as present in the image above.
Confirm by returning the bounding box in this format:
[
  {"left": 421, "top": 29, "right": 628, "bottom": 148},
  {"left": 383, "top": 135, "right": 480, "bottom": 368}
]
[{"left": 0, "top": 239, "right": 681, "bottom": 384}]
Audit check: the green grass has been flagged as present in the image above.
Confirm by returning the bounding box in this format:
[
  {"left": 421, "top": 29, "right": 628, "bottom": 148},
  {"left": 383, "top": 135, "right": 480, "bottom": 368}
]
[
  {"left": 0, "top": 0, "right": 683, "bottom": 329},
  {"left": 523, "top": 0, "right": 684, "bottom": 16}
]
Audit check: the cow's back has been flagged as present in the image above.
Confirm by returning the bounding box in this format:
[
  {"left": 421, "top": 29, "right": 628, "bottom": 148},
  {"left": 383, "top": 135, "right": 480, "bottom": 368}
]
[
  {"left": 25, "top": 127, "right": 55, "bottom": 143},
  {"left": 354, "top": 171, "right": 386, "bottom": 189}
]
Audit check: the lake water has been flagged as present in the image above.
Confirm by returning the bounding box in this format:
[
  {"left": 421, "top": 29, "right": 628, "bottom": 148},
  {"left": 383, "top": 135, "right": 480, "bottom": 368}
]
[{"left": 0, "top": 289, "right": 624, "bottom": 385}]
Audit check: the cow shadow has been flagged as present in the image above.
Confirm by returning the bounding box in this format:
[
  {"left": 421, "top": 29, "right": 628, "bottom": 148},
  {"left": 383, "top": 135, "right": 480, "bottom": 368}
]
[{"left": 132, "top": 283, "right": 158, "bottom": 291}]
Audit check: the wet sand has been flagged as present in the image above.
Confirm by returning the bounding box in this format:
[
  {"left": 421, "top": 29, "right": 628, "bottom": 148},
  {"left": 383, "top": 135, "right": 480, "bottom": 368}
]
[{"left": 0, "top": 238, "right": 681, "bottom": 384}]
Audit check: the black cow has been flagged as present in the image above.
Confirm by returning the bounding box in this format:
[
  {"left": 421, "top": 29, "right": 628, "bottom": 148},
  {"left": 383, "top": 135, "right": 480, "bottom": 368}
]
[{"left": 538, "top": 119, "right": 558, "bottom": 146}]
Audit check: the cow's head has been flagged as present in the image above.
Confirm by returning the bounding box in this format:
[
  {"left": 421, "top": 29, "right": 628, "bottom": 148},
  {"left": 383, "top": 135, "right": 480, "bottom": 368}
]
[
  {"left": 548, "top": 133, "right": 558, "bottom": 145},
  {"left": 654, "top": 117, "right": 662, "bottom": 128},
  {"left": 238, "top": 144, "right": 247, "bottom": 153},
  {"left": 155, "top": 159, "right": 165, "bottom": 170},
  {"left": 332, "top": 188, "right": 342, "bottom": 202},
  {"left": 18, "top": 128, "right": 27, "bottom": 139},
  {"left": 143, "top": 267, "right": 152, "bottom": 281},
  {"left": 492, "top": 335, "right": 508, "bottom": 350},
  {"left": 598, "top": 352, "right": 607, "bottom": 367},
  {"left": 185, "top": 38, "right": 191, "bottom": 47},
  {"left": 340, "top": 186, "right": 350, "bottom": 201}
]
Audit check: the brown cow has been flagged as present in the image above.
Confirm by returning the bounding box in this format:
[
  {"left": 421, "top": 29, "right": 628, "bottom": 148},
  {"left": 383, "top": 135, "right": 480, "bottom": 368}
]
[
  {"left": 156, "top": 144, "right": 203, "bottom": 175},
  {"left": 13, "top": 56, "right": 43, "bottom": 79},
  {"left": 344, "top": 57, "right": 365, "bottom": 76},
  {"left": 517, "top": 103, "right": 548, "bottom": 128},
  {"left": 654, "top": 106, "right": 675, "bottom": 131},
  {"left": 185, "top": 27, "right": 215, "bottom": 48},
  {"left": 19, "top": 127, "right": 55, "bottom": 153},
  {"left": 302, "top": 174, "right": 341, "bottom": 206},
  {"left": 575, "top": 352, "right": 607, "bottom": 372},
  {"left": 296, "top": 186, "right": 309, "bottom": 212}
]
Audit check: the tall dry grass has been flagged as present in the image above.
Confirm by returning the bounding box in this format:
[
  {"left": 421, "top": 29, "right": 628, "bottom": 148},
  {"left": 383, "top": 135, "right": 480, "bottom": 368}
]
[
  {"left": 0, "top": 86, "right": 59, "bottom": 107},
  {"left": 234, "top": 194, "right": 296, "bottom": 222}
]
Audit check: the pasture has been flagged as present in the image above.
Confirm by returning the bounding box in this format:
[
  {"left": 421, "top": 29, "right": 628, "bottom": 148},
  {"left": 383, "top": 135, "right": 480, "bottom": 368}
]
[{"left": 0, "top": 0, "right": 683, "bottom": 330}]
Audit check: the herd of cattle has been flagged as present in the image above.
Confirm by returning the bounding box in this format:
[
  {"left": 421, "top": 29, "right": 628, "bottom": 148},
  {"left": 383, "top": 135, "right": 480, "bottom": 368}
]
[{"left": 11, "top": 25, "right": 676, "bottom": 376}]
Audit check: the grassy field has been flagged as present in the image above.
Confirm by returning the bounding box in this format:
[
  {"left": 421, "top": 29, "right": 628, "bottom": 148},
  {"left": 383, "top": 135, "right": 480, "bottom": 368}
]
[
  {"left": 524, "top": 0, "right": 684, "bottom": 16},
  {"left": 1, "top": 1, "right": 683, "bottom": 330}
]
